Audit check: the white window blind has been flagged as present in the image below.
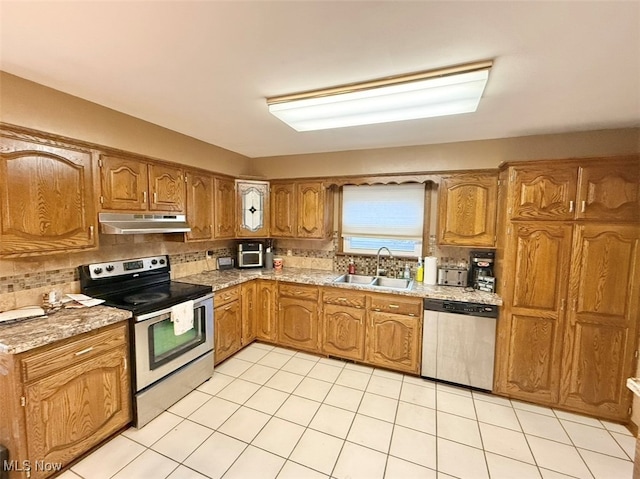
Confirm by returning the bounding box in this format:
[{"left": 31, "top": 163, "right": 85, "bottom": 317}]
[{"left": 342, "top": 183, "right": 425, "bottom": 256}]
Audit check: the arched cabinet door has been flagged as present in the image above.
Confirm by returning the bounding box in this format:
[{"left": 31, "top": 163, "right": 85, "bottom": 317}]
[
  {"left": 559, "top": 224, "right": 640, "bottom": 419},
  {"left": 438, "top": 173, "right": 498, "bottom": 246},
  {"left": 236, "top": 180, "right": 270, "bottom": 238},
  {"left": 576, "top": 161, "right": 640, "bottom": 222},
  {"left": 0, "top": 132, "right": 97, "bottom": 256}
]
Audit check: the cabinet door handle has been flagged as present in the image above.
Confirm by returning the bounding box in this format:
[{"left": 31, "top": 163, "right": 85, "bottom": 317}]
[
  {"left": 560, "top": 299, "right": 565, "bottom": 311},
  {"left": 74, "top": 346, "right": 94, "bottom": 356},
  {"left": 225, "top": 305, "right": 232, "bottom": 311},
  {"left": 389, "top": 304, "right": 400, "bottom": 309},
  {"left": 338, "top": 297, "right": 347, "bottom": 301},
  {"left": 143, "top": 191, "right": 147, "bottom": 203},
  {"left": 88, "top": 225, "right": 94, "bottom": 240},
  {"left": 581, "top": 200, "right": 586, "bottom": 213},
  {"left": 153, "top": 192, "right": 158, "bottom": 204},
  {"left": 569, "top": 201, "right": 574, "bottom": 213}
]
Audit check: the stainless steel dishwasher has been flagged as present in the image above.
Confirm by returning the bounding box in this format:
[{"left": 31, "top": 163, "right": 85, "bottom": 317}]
[{"left": 421, "top": 299, "right": 499, "bottom": 391}]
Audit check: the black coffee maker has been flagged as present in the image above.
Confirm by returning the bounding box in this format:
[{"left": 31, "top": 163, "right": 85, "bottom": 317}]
[{"left": 469, "top": 250, "right": 495, "bottom": 291}]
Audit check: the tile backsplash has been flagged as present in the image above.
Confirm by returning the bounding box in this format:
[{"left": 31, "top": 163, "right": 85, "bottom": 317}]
[
  {"left": 0, "top": 235, "right": 235, "bottom": 311},
  {"left": 1, "top": 232, "right": 474, "bottom": 312}
]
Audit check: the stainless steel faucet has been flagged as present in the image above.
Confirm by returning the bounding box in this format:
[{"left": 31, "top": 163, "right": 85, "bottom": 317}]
[{"left": 376, "top": 247, "right": 393, "bottom": 276}]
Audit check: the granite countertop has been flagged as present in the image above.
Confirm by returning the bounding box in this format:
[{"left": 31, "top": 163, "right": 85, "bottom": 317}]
[
  {"left": 180, "top": 267, "right": 503, "bottom": 306},
  {"left": 0, "top": 306, "right": 132, "bottom": 355},
  {"left": 0, "top": 267, "right": 500, "bottom": 355}
]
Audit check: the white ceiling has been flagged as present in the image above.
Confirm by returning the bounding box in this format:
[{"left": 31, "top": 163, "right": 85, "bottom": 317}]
[{"left": 1, "top": 1, "right": 639, "bottom": 159}]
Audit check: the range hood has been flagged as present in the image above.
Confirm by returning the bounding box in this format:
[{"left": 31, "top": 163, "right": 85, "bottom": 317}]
[{"left": 99, "top": 213, "right": 191, "bottom": 234}]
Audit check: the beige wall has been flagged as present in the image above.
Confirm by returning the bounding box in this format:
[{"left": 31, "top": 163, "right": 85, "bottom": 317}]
[
  {"left": 250, "top": 128, "right": 640, "bottom": 179},
  {"left": 0, "top": 72, "right": 251, "bottom": 176}
]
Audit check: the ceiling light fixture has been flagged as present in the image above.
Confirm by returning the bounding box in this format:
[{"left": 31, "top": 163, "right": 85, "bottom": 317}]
[{"left": 267, "top": 60, "right": 493, "bottom": 131}]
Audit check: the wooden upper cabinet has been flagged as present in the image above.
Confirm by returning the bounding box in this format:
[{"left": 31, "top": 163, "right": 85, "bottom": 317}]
[
  {"left": 236, "top": 180, "right": 269, "bottom": 238},
  {"left": 270, "top": 181, "right": 333, "bottom": 239},
  {"left": 148, "top": 163, "right": 185, "bottom": 212},
  {"left": 559, "top": 224, "right": 640, "bottom": 419},
  {"left": 214, "top": 177, "right": 236, "bottom": 238},
  {"left": 576, "top": 160, "right": 640, "bottom": 222},
  {"left": 297, "top": 182, "right": 326, "bottom": 238},
  {"left": 270, "top": 182, "right": 296, "bottom": 237},
  {"left": 508, "top": 165, "right": 578, "bottom": 220},
  {"left": 0, "top": 133, "right": 97, "bottom": 256},
  {"left": 185, "top": 170, "right": 214, "bottom": 241},
  {"left": 438, "top": 173, "right": 498, "bottom": 247},
  {"left": 99, "top": 155, "right": 184, "bottom": 212},
  {"left": 506, "top": 156, "right": 639, "bottom": 222},
  {"left": 99, "top": 155, "right": 148, "bottom": 211}
]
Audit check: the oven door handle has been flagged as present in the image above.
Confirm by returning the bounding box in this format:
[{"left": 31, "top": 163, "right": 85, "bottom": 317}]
[{"left": 135, "top": 293, "right": 214, "bottom": 322}]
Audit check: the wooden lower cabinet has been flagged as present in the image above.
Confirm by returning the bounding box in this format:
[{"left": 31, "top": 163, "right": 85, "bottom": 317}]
[
  {"left": 495, "top": 222, "right": 640, "bottom": 421},
  {"left": 214, "top": 280, "right": 424, "bottom": 375},
  {"left": 320, "top": 288, "right": 422, "bottom": 374},
  {"left": 321, "top": 288, "right": 366, "bottom": 361},
  {"left": 366, "top": 311, "right": 422, "bottom": 374},
  {"left": 241, "top": 282, "right": 257, "bottom": 345},
  {"left": 322, "top": 304, "right": 366, "bottom": 361},
  {"left": 558, "top": 224, "right": 640, "bottom": 419},
  {"left": 214, "top": 286, "right": 242, "bottom": 364},
  {"left": 494, "top": 222, "right": 573, "bottom": 404},
  {"left": 277, "top": 284, "right": 320, "bottom": 353},
  {"left": 0, "top": 322, "right": 131, "bottom": 479},
  {"left": 255, "top": 280, "right": 277, "bottom": 342}
]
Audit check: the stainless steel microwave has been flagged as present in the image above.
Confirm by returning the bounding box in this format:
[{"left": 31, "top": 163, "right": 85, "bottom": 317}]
[{"left": 238, "top": 242, "right": 263, "bottom": 268}]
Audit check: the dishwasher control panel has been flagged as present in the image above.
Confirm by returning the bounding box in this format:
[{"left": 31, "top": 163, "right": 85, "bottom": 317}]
[{"left": 423, "top": 299, "right": 498, "bottom": 318}]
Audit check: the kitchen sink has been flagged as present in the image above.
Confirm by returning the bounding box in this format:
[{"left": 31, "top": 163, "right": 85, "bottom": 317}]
[
  {"left": 370, "top": 276, "right": 414, "bottom": 290},
  {"left": 332, "top": 274, "right": 413, "bottom": 291},
  {"left": 332, "top": 274, "right": 376, "bottom": 284}
]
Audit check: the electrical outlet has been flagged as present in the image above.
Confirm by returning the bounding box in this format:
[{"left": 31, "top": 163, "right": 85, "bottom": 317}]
[{"left": 286, "top": 249, "right": 292, "bottom": 256}]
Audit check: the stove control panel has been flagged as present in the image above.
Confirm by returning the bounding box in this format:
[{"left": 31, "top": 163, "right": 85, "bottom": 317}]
[{"left": 87, "top": 255, "right": 169, "bottom": 279}]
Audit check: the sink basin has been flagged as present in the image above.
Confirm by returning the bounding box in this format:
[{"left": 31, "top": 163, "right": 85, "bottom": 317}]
[
  {"left": 332, "top": 274, "right": 413, "bottom": 291},
  {"left": 333, "top": 274, "right": 376, "bottom": 284},
  {"left": 370, "top": 277, "right": 414, "bottom": 290}
]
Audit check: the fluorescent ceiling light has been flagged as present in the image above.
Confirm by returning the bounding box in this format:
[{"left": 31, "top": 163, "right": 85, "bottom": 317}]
[{"left": 267, "top": 60, "right": 493, "bottom": 131}]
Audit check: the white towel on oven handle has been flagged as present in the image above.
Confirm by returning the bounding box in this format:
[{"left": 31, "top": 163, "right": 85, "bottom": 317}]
[{"left": 171, "top": 300, "right": 194, "bottom": 335}]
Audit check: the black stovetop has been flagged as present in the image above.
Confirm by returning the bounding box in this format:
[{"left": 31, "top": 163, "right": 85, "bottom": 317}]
[
  {"left": 98, "top": 280, "right": 212, "bottom": 316},
  {"left": 79, "top": 256, "right": 212, "bottom": 316}
]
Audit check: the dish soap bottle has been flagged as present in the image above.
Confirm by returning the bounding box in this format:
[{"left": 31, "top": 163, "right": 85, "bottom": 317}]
[
  {"left": 416, "top": 257, "right": 424, "bottom": 282},
  {"left": 348, "top": 258, "right": 356, "bottom": 274},
  {"left": 403, "top": 263, "right": 411, "bottom": 279}
]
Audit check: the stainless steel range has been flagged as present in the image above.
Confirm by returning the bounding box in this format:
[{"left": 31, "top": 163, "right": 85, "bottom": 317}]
[{"left": 79, "top": 255, "right": 214, "bottom": 427}]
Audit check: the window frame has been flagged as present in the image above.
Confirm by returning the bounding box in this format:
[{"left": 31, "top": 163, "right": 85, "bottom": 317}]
[{"left": 337, "top": 182, "right": 432, "bottom": 258}]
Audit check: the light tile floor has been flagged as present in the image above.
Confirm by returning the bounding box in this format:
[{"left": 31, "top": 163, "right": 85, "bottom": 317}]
[{"left": 60, "top": 342, "right": 635, "bottom": 479}]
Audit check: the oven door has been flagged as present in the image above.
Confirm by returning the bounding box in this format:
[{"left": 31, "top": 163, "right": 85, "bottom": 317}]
[{"left": 134, "top": 294, "right": 213, "bottom": 391}]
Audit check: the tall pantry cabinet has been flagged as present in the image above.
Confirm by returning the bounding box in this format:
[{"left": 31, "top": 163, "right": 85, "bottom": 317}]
[{"left": 494, "top": 156, "right": 640, "bottom": 421}]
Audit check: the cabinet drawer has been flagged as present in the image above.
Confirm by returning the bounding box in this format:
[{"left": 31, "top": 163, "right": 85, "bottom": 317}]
[
  {"left": 322, "top": 288, "right": 366, "bottom": 308},
  {"left": 368, "top": 294, "right": 422, "bottom": 317},
  {"left": 214, "top": 285, "right": 240, "bottom": 308},
  {"left": 279, "top": 283, "right": 319, "bottom": 301},
  {"left": 21, "top": 322, "right": 127, "bottom": 382}
]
